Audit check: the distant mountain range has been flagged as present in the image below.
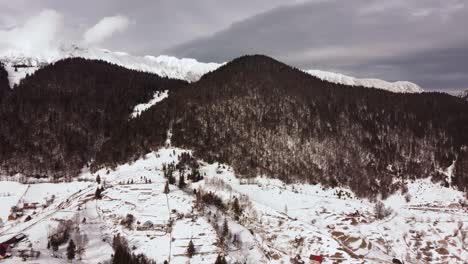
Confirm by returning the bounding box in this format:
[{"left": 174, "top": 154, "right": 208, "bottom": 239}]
[{"left": 0, "top": 45, "right": 423, "bottom": 93}]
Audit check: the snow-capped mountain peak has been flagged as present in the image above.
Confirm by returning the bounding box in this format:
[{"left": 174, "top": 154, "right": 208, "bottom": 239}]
[{"left": 0, "top": 45, "right": 423, "bottom": 93}]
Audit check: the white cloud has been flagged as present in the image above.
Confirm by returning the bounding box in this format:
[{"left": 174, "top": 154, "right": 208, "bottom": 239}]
[
  {"left": 0, "top": 9, "right": 63, "bottom": 57},
  {"left": 83, "top": 15, "right": 130, "bottom": 45}
]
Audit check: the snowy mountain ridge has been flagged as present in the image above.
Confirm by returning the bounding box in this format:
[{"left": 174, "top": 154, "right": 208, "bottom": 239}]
[
  {"left": 0, "top": 45, "right": 221, "bottom": 86},
  {"left": 0, "top": 45, "right": 423, "bottom": 93},
  {"left": 305, "top": 69, "right": 423, "bottom": 93}
]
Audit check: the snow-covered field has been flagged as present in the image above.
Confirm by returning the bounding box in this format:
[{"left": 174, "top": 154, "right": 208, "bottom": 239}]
[{"left": 1, "top": 148, "right": 467, "bottom": 263}]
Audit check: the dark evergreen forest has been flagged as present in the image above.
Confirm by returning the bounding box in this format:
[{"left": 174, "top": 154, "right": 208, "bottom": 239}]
[
  {"left": 0, "top": 58, "right": 186, "bottom": 179},
  {"left": 96, "top": 55, "right": 468, "bottom": 198},
  {"left": 1, "top": 56, "right": 467, "bottom": 198}
]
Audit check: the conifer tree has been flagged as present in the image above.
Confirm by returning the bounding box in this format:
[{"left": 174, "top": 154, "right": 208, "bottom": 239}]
[
  {"left": 163, "top": 181, "right": 170, "bottom": 194},
  {"left": 178, "top": 174, "right": 186, "bottom": 189},
  {"left": 187, "top": 239, "right": 195, "bottom": 258},
  {"left": 95, "top": 187, "right": 102, "bottom": 199},
  {"left": 67, "top": 239, "right": 76, "bottom": 261},
  {"left": 214, "top": 254, "right": 227, "bottom": 264},
  {"left": 232, "top": 197, "right": 241, "bottom": 217},
  {"left": 222, "top": 218, "right": 229, "bottom": 238}
]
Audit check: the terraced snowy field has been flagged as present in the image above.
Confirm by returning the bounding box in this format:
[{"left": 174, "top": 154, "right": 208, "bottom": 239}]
[{"left": 1, "top": 148, "right": 467, "bottom": 263}]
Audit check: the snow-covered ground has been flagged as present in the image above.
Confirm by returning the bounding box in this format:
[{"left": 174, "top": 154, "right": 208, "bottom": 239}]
[
  {"left": 0, "top": 45, "right": 423, "bottom": 93},
  {"left": 1, "top": 147, "right": 466, "bottom": 263}
]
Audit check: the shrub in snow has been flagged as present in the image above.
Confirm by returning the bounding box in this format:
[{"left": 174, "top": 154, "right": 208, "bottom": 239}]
[
  {"left": 374, "top": 201, "right": 393, "bottom": 220},
  {"left": 404, "top": 193, "right": 412, "bottom": 203},
  {"left": 120, "top": 214, "right": 135, "bottom": 229}
]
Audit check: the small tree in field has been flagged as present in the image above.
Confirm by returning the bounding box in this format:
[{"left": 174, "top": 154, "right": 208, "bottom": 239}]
[
  {"left": 214, "top": 255, "right": 227, "bottom": 264},
  {"left": 187, "top": 239, "right": 195, "bottom": 258},
  {"left": 67, "top": 239, "right": 76, "bottom": 261},
  {"left": 164, "top": 181, "right": 170, "bottom": 194},
  {"left": 95, "top": 187, "right": 102, "bottom": 199},
  {"left": 178, "top": 175, "right": 186, "bottom": 189},
  {"left": 96, "top": 174, "right": 101, "bottom": 184},
  {"left": 222, "top": 218, "right": 229, "bottom": 238},
  {"left": 232, "top": 197, "right": 241, "bottom": 217}
]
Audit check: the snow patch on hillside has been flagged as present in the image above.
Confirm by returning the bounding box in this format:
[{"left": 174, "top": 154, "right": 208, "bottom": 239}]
[{"left": 130, "top": 90, "right": 168, "bottom": 118}]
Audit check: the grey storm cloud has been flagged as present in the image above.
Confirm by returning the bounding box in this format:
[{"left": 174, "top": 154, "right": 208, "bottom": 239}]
[
  {"left": 0, "top": 0, "right": 467, "bottom": 92},
  {"left": 0, "top": 0, "right": 295, "bottom": 55},
  {"left": 166, "top": 0, "right": 468, "bottom": 92}
]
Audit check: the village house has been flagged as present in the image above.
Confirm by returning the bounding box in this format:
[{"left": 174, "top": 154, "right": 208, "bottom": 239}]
[
  {"left": 0, "top": 243, "right": 11, "bottom": 259},
  {"left": 309, "top": 254, "right": 323, "bottom": 263},
  {"left": 23, "top": 202, "right": 39, "bottom": 210},
  {"left": 137, "top": 220, "right": 154, "bottom": 231}
]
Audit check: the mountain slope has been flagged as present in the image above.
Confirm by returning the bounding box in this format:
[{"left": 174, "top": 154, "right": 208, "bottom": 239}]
[
  {"left": 0, "top": 46, "right": 423, "bottom": 93},
  {"left": 98, "top": 55, "right": 468, "bottom": 198},
  {"left": 0, "top": 58, "right": 186, "bottom": 178},
  {"left": 0, "top": 63, "right": 10, "bottom": 101}
]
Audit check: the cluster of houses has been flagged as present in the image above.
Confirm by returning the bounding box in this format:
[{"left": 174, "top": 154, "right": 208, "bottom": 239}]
[
  {"left": 7, "top": 197, "right": 54, "bottom": 222},
  {"left": 0, "top": 233, "right": 40, "bottom": 260},
  {"left": 136, "top": 220, "right": 167, "bottom": 232},
  {"left": 291, "top": 254, "right": 323, "bottom": 264},
  {"left": 8, "top": 203, "right": 40, "bottom": 221}
]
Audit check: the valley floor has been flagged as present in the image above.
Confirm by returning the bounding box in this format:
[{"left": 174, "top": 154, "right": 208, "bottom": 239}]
[{"left": 0, "top": 148, "right": 467, "bottom": 263}]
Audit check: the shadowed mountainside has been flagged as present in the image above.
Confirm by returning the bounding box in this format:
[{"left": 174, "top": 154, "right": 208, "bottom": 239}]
[{"left": 96, "top": 55, "right": 468, "bottom": 198}]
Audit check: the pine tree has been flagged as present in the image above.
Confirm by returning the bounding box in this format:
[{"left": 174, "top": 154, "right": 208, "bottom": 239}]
[
  {"left": 96, "top": 174, "right": 101, "bottom": 184},
  {"left": 222, "top": 218, "right": 229, "bottom": 238},
  {"left": 187, "top": 239, "right": 195, "bottom": 258},
  {"left": 232, "top": 197, "right": 241, "bottom": 217},
  {"left": 67, "top": 239, "right": 76, "bottom": 261},
  {"left": 178, "top": 174, "right": 186, "bottom": 189},
  {"left": 214, "top": 254, "right": 227, "bottom": 264},
  {"left": 51, "top": 239, "right": 59, "bottom": 252},
  {"left": 95, "top": 187, "right": 102, "bottom": 199},
  {"left": 163, "top": 181, "right": 170, "bottom": 194}
]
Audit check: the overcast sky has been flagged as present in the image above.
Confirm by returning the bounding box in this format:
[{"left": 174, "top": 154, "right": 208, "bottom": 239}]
[{"left": 0, "top": 0, "right": 467, "bottom": 92}]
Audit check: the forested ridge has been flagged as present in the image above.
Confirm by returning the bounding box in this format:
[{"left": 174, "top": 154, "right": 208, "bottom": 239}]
[
  {"left": 0, "top": 58, "right": 186, "bottom": 179},
  {"left": 97, "top": 55, "right": 468, "bottom": 198},
  {"left": 1, "top": 55, "right": 467, "bottom": 198}
]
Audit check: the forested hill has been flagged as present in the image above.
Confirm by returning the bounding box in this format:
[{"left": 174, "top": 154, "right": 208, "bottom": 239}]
[
  {"left": 97, "top": 55, "right": 468, "bottom": 198},
  {"left": 1, "top": 55, "right": 467, "bottom": 198},
  {"left": 0, "top": 58, "right": 186, "bottom": 179}
]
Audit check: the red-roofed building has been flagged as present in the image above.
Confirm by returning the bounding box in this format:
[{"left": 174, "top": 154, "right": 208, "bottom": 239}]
[
  {"left": 309, "top": 254, "right": 323, "bottom": 263},
  {"left": 0, "top": 243, "right": 12, "bottom": 259}
]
